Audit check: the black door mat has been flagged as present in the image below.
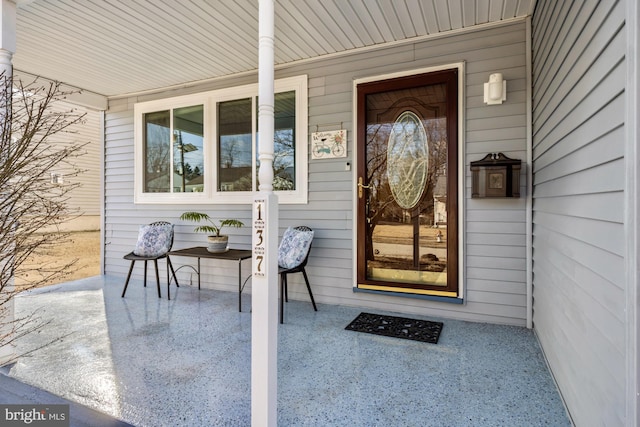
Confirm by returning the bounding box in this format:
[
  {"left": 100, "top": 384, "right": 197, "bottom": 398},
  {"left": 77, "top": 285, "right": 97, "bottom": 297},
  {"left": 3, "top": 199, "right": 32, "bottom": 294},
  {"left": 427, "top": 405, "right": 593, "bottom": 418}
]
[{"left": 345, "top": 312, "right": 443, "bottom": 344}]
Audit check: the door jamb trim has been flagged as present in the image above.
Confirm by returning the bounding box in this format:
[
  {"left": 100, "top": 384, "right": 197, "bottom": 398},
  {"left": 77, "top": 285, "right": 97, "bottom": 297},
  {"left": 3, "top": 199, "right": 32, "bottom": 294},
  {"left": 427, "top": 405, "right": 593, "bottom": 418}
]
[{"left": 351, "top": 62, "right": 466, "bottom": 301}]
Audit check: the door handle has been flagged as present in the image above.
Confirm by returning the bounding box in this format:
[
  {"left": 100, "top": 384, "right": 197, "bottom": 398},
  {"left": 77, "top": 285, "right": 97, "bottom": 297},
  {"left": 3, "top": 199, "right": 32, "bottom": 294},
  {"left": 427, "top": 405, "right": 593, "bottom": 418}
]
[{"left": 358, "top": 177, "right": 370, "bottom": 199}]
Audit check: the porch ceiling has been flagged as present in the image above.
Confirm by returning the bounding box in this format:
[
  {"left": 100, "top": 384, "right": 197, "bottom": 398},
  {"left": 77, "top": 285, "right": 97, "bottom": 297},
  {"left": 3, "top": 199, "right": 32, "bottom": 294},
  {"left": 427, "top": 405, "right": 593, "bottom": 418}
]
[{"left": 13, "top": 0, "right": 535, "bottom": 99}]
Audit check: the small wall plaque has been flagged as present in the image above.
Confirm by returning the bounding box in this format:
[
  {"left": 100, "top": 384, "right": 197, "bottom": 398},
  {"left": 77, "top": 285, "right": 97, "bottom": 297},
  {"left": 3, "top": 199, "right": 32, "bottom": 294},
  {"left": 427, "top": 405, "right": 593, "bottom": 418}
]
[
  {"left": 470, "top": 153, "right": 521, "bottom": 198},
  {"left": 311, "top": 129, "right": 347, "bottom": 159}
]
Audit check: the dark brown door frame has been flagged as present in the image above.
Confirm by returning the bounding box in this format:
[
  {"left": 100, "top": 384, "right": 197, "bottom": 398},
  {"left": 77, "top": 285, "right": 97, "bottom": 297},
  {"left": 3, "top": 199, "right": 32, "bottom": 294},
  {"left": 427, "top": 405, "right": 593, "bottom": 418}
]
[{"left": 356, "top": 68, "right": 459, "bottom": 295}]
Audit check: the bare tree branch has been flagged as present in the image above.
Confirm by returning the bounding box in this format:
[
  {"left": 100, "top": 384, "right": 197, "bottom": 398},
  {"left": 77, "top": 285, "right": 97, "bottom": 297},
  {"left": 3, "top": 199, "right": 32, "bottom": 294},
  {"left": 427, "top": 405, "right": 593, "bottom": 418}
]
[{"left": 0, "top": 75, "right": 88, "bottom": 358}]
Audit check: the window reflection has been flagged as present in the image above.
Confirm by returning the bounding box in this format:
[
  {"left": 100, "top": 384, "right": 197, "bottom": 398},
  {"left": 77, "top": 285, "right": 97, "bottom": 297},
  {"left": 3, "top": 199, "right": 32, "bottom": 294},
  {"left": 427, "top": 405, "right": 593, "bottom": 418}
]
[
  {"left": 143, "top": 110, "right": 170, "bottom": 193},
  {"left": 219, "top": 91, "right": 297, "bottom": 192},
  {"left": 218, "top": 98, "right": 253, "bottom": 192},
  {"left": 257, "top": 91, "right": 296, "bottom": 191},
  {"left": 173, "top": 105, "right": 204, "bottom": 192}
]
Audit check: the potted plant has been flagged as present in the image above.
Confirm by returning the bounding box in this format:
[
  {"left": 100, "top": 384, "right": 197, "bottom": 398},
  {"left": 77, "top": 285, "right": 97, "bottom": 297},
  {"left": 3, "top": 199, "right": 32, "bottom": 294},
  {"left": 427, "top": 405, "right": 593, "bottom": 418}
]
[{"left": 180, "top": 211, "right": 244, "bottom": 253}]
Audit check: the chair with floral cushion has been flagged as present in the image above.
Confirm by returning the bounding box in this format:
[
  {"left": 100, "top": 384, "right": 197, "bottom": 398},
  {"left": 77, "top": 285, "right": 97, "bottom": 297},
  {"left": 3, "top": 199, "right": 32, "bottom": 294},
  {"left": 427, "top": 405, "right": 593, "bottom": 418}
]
[
  {"left": 121, "top": 221, "right": 179, "bottom": 299},
  {"left": 278, "top": 226, "right": 317, "bottom": 323}
]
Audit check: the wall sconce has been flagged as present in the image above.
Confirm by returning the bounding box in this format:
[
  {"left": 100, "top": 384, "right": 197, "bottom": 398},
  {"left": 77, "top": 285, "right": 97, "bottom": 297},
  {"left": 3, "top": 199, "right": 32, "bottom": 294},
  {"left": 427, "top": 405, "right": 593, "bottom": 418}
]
[{"left": 483, "top": 73, "right": 507, "bottom": 105}]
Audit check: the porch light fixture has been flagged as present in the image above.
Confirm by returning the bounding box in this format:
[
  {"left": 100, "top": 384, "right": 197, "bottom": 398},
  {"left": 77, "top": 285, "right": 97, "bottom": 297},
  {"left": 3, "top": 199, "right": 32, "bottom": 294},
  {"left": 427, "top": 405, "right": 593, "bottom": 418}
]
[{"left": 483, "top": 73, "right": 507, "bottom": 105}]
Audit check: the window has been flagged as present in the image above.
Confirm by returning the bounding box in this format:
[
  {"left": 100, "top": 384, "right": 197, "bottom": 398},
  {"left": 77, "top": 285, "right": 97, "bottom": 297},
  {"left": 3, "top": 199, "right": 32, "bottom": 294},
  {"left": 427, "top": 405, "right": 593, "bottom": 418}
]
[
  {"left": 134, "top": 75, "right": 308, "bottom": 204},
  {"left": 218, "top": 98, "right": 252, "bottom": 192},
  {"left": 142, "top": 106, "right": 205, "bottom": 194}
]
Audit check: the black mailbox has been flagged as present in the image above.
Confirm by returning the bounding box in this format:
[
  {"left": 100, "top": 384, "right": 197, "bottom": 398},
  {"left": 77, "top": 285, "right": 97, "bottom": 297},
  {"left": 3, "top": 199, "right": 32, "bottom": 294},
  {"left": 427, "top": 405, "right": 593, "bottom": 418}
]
[{"left": 470, "top": 153, "right": 521, "bottom": 198}]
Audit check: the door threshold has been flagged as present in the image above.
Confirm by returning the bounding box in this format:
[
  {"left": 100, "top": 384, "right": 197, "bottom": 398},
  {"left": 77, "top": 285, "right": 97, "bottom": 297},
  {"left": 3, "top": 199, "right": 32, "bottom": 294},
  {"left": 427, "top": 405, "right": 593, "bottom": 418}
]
[{"left": 353, "top": 286, "right": 463, "bottom": 304}]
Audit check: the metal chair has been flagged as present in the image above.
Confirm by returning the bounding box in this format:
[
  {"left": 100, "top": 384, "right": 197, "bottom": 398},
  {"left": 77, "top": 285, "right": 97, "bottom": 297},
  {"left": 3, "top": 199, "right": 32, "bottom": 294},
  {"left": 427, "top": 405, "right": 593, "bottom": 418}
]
[
  {"left": 122, "top": 221, "right": 179, "bottom": 299},
  {"left": 278, "top": 226, "right": 317, "bottom": 323}
]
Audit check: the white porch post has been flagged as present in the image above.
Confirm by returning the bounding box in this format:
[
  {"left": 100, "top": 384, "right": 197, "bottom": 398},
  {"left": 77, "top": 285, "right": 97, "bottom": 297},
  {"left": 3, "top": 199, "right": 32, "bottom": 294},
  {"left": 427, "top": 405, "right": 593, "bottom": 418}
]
[
  {"left": 0, "top": 0, "right": 16, "bottom": 366},
  {"left": 252, "top": 0, "right": 278, "bottom": 425}
]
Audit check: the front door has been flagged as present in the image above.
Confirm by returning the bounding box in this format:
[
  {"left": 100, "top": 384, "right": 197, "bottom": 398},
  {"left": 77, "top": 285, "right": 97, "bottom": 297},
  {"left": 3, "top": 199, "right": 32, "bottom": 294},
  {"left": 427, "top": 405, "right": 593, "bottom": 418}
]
[{"left": 356, "top": 69, "right": 459, "bottom": 296}]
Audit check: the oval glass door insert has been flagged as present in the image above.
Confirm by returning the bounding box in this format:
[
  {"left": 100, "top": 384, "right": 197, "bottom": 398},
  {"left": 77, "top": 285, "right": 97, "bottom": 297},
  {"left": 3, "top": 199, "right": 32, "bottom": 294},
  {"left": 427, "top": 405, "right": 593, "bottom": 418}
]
[{"left": 387, "top": 111, "right": 428, "bottom": 210}]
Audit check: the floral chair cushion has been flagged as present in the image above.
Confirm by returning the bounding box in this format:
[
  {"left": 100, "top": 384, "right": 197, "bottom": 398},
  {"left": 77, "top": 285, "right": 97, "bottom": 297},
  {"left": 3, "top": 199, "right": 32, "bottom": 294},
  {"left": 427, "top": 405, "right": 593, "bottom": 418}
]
[
  {"left": 133, "top": 223, "right": 173, "bottom": 257},
  {"left": 278, "top": 227, "right": 314, "bottom": 269}
]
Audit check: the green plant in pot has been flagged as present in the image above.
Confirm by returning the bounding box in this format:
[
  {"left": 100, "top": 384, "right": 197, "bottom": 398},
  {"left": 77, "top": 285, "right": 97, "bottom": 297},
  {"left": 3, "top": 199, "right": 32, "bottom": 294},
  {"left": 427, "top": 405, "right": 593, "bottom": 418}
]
[{"left": 180, "top": 212, "right": 244, "bottom": 253}]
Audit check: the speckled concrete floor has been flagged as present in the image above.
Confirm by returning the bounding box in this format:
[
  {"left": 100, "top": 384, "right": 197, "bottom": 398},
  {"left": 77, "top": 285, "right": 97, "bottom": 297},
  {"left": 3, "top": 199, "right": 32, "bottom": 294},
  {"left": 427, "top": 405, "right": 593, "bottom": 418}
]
[{"left": 5, "top": 276, "right": 571, "bottom": 426}]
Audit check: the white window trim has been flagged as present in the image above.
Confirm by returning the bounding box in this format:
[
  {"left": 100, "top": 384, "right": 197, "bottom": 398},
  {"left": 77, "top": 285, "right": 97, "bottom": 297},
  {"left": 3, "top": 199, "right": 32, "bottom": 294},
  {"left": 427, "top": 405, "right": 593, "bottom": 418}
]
[{"left": 134, "top": 75, "right": 308, "bottom": 204}]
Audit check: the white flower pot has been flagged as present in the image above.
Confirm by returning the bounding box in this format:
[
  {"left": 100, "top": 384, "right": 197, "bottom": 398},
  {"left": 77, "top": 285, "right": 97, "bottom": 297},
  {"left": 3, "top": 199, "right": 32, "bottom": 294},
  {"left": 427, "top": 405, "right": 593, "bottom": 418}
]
[{"left": 207, "top": 235, "right": 229, "bottom": 253}]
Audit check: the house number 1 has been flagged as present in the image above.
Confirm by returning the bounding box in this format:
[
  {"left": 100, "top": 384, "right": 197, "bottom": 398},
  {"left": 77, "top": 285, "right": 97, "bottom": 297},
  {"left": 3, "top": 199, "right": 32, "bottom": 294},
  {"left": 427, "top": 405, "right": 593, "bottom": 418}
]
[{"left": 253, "top": 199, "right": 266, "bottom": 277}]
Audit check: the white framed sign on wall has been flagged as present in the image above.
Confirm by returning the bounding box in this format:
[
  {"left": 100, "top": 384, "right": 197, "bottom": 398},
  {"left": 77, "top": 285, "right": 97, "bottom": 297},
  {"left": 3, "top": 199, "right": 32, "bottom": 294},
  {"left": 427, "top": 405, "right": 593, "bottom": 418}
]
[{"left": 311, "top": 129, "right": 347, "bottom": 159}]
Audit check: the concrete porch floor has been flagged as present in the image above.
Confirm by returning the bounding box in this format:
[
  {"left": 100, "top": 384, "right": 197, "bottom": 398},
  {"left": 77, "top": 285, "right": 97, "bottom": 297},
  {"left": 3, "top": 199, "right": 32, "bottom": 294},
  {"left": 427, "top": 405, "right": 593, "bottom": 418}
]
[{"left": 2, "top": 276, "right": 571, "bottom": 426}]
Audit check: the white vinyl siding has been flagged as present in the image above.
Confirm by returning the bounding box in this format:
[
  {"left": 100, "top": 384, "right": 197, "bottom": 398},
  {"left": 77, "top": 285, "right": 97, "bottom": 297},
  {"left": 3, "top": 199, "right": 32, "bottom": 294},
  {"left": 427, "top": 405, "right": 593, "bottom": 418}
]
[
  {"left": 71, "top": 107, "right": 101, "bottom": 217},
  {"left": 531, "top": 0, "right": 626, "bottom": 425},
  {"left": 47, "top": 101, "right": 102, "bottom": 231},
  {"left": 104, "top": 21, "right": 529, "bottom": 326}
]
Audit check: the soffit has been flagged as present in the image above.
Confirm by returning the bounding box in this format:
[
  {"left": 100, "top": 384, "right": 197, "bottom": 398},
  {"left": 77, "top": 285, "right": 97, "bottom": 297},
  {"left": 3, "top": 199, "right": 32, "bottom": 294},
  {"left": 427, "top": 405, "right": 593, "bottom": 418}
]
[{"left": 13, "top": 0, "right": 535, "bottom": 99}]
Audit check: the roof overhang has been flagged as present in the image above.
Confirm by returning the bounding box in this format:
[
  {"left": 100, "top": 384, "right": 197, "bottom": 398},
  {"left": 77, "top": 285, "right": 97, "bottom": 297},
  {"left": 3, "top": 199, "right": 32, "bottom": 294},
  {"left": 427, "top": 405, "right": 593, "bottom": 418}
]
[{"left": 12, "top": 0, "right": 536, "bottom": 109}]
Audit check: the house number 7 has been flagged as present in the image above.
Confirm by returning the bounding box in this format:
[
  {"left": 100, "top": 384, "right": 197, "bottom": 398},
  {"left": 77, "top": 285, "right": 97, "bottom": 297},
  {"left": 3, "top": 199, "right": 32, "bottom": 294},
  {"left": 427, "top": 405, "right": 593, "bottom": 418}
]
[{"left": 255, "top": 254, "right": 263, "bottom": 273}]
